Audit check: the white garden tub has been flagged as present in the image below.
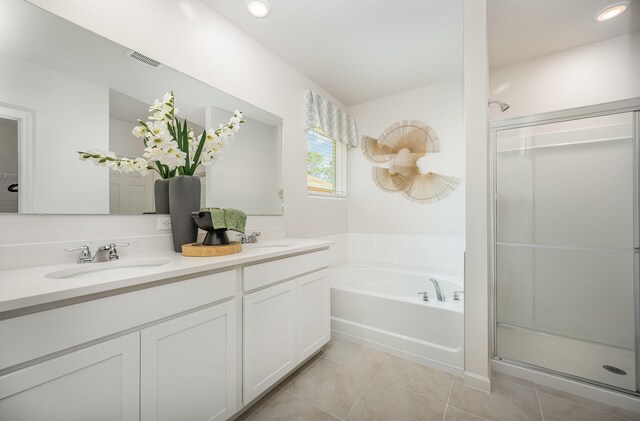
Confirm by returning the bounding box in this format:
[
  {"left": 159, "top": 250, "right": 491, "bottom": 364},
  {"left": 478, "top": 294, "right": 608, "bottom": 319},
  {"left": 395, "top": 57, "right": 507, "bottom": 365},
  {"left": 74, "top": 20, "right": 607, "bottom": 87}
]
[{"left": 330, "top": 265, "right": 464, "bottom": 372}]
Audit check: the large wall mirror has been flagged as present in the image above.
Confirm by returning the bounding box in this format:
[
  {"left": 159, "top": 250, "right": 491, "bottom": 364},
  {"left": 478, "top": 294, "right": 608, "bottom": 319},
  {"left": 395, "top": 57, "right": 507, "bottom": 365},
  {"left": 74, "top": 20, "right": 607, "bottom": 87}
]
[{"left": 0, "top": 0, "right": 284, "bottom": 215}]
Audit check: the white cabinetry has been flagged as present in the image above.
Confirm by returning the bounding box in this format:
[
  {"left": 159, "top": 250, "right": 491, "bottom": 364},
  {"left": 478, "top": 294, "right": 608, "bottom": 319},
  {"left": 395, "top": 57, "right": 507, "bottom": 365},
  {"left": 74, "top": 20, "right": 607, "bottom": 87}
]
[
  {"left": 141, "top": 302, "right": 236, "bottom": 421},
  {"left": 243, "top": 279, "right": 297, "bottom": 404},
  {"left": 242, "top": 250, "right": 330, "bottom": 405},
  {"left": 0, "top": 332, "right": 140, "bottom": 421},
  {"left": 0, "top": 245, "right": 331, "bottom": 420},
  {"left": 297, "top": 270, "right": 330, "bottom": 361}
]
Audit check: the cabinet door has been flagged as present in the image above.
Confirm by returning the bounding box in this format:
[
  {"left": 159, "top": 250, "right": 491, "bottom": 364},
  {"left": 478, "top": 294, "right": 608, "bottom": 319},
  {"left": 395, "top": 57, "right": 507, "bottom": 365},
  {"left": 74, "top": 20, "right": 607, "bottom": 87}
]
[
  {"left": 297, "top": 270, "right": 330, "bottom": 361},
  {"left": 243, "top": 280, "right": 296, "bottom": 404},
  {"left": 0, "top": 332, "right": 140, "bottom": 421},
  {"left": 140, "top": 302, "right": 236, "bottom": 421}
]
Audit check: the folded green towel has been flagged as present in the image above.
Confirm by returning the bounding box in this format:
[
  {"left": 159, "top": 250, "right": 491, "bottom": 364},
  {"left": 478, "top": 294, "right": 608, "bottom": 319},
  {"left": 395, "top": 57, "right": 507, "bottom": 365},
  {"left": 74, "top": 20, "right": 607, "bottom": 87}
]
[
  {"left": 209, "top": 208, "right": 226, "bottom": 230},
  {"left": 205, "top": 208, "right": 247, "bottom": 234}
]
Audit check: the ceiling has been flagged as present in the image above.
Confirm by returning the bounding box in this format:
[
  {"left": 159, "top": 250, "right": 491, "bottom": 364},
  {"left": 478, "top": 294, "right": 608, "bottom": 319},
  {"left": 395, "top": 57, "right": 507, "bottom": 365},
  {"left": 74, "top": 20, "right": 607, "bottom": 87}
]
[
  {"left": 488, "top": 0, "right": 640, "bottom": 68},
  {"left": 203, "top": 0, "right": 464, "bottom": 107}
]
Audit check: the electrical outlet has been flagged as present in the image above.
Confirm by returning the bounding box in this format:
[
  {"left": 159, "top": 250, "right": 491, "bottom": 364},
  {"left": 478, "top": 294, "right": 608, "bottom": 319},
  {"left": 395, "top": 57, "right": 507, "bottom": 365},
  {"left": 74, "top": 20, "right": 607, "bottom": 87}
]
[{"left": 157, "top": 216, "right": 171, "bottom": 231}]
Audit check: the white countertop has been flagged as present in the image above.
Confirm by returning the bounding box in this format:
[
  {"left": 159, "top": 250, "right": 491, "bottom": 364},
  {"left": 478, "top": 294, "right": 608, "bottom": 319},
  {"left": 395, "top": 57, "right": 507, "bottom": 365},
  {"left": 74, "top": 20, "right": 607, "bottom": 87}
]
[{"left": 0, "top": 239, "right": 332, "bottom": 313}]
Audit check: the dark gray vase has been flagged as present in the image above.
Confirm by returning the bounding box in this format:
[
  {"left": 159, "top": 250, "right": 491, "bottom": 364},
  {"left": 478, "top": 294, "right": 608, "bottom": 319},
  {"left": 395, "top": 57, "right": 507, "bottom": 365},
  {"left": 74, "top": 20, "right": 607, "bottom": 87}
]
[
  {"left": 169, "top": 176, "right": 201, "bottom": 252},
  {"left": 154, "top": 179, "right": 170, "bottom": 214}
]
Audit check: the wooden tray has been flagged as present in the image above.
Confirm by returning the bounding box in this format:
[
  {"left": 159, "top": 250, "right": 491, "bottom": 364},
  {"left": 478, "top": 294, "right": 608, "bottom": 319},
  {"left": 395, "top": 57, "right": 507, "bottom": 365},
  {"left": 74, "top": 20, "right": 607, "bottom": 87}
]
[{"left": 182, "top": 241, "right": 242, "bottom": 257}]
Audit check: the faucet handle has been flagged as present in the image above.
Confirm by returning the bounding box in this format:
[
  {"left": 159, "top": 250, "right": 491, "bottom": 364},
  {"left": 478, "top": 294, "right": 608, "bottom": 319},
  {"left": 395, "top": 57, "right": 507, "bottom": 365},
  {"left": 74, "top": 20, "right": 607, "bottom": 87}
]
[
  {"left": 417, "top": 291, "right": 430, "bottom": 302},
  {"left": 106, "top": 243, "right": 129, "bottom": 260},
  {"left": 65, "top": 245, "right": 92, "bottom": 263},
  {"left": 65, "top": 245, "right": 90, "bottom": 252},
  {"left": 453, "top": 290, "right": 464, "bottom": 301},
  {"left": 109, "top": 242, "right": 130, "bottom": 248}
]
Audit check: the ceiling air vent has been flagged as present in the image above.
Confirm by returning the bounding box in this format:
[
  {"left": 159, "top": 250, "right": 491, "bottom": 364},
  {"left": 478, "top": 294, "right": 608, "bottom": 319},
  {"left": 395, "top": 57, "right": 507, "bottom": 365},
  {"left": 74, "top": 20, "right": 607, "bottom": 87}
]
[{"left": 125, "top": 50, "right": 163, "bottom": 68}]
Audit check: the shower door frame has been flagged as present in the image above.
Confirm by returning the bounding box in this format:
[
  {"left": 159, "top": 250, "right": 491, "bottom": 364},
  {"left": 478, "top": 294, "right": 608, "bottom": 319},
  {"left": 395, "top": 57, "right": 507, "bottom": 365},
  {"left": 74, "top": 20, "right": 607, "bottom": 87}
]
[{"left": 488, "top": 97, "right": 640, "bottom": 396}]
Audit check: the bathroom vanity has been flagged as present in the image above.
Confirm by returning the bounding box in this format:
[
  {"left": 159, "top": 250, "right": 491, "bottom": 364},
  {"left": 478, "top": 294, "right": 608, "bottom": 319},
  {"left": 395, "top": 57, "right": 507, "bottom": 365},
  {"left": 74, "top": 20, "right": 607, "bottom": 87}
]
[{"left": 0, "top": 239, "right": 331, "bottom": 420}]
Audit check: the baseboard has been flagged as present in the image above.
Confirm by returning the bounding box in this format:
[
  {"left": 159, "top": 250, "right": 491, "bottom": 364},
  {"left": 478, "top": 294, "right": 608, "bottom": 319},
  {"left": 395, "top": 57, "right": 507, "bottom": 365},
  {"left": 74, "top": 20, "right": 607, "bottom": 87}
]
[
  {"left": 492, "top": 360, "right": 640, "bottom": 414},
  {"left": 463, "top": 371, "right": 491, "bottom": 393}
]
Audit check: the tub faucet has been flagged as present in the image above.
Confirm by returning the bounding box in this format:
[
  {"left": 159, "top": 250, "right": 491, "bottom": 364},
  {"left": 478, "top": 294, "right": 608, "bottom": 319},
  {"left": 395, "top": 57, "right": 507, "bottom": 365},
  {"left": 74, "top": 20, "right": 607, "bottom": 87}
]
[
  {"left": 417, "top": 291, "right": 430, "bottom": 302},
  {"left": 430, "top": 278, "right": 446, "bottom": 302}
]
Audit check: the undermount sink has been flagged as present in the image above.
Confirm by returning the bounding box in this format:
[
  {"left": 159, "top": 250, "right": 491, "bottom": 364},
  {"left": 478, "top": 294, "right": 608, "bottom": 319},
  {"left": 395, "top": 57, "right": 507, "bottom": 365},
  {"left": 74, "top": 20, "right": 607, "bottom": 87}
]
[{"left": 45, "top": 258, "right": 170, "bottom": 280}]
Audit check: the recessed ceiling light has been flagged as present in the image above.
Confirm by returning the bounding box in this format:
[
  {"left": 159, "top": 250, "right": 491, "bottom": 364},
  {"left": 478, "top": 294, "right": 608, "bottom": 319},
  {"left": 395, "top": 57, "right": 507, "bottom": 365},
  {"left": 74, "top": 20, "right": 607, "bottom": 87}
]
[
  {"left": 246, "top": 0, "right": 270, "bottom": 18},
  {"left": 595, "top": 1, "right": 630, "bottom": 21}
]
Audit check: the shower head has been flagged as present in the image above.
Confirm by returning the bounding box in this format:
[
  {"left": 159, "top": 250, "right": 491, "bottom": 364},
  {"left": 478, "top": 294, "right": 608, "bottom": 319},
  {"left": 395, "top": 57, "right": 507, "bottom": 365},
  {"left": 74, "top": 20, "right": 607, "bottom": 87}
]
[{"left": 488, "top": 100, "right": 510, "bottom": 112}]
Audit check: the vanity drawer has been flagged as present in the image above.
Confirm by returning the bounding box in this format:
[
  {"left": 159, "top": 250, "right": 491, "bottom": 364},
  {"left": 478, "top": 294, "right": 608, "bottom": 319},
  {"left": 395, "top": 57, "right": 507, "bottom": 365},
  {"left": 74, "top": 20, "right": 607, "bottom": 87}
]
[
  {"left": 0, "top": 269, "right": 236, "bottom": 371},
  {"left": 243, "top": 249, "right": 330, "bottom": 292}
]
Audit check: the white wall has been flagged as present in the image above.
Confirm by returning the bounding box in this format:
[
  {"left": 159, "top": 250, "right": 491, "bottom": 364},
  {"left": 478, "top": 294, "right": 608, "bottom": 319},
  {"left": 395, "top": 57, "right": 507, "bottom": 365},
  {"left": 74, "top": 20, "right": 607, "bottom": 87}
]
[
  {"left": 463, "top": 0, "right": 491, "bottom": 392},
  {"left": 0, "top": 56, "right": 109, "bottom": 214},
  {"left": 0, "top": 0, "right": 349, "bottom": 250},
  {"left": 489, "top": 31, "right": 640, "bottom": 120},
  {"left": 347, "top": 79, "right": 465, "bottom": 236},
  {"left": 346, "top": 79, "right": 465, "bottom": 274}
]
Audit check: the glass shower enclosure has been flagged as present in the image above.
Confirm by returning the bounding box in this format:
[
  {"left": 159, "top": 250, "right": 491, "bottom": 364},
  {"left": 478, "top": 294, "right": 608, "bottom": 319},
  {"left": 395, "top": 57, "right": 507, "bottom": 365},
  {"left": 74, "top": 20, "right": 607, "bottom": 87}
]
[{"left": 490, "top": 99, "right": 640, "bottom": 394}]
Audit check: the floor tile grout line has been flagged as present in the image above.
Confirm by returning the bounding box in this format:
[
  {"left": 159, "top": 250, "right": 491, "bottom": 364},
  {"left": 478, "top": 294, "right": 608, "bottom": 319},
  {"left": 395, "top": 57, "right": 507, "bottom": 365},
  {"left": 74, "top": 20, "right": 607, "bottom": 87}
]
[
  {"left": 243, "top": 386, "right": 284, "bottom": 421},
  {"left": 247, "top": 349, "right": 327, "bottom": 420},
  {"left": 318, "top": 353, "right": 388, "bottom": 377},
  {"left": 535, "top": 388, "right": 545, "bottom": 421},
  {"left": 445, "top": 405, "right": 492, "bottom": 421},
  {"left": 442, "top": 377, "right": 455, "bottom": 421},
  {"left": 278, "top": 389, "right": 342, "bottom": 420},
  {"left": 376, "top": 371, "right": 456, "bottom": 406},
  {"left": 281, "top": 351, "right": 325, "bottom": 388},
  {"left": 342, "top": 353, "right": 392, "bottom": 420},
  {"left": 284, "top": 387, "right": 344, "bottom": 420}
]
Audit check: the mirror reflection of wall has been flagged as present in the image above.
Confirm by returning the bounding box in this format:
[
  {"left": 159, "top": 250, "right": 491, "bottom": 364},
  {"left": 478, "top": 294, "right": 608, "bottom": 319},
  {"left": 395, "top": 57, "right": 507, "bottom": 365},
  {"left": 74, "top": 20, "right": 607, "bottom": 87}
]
[
  {"left": 0, "top": 0, "right": 284, "bottom": 216},
  {"left": 0, "top": 117, "right": 18, "bottom": 213}
]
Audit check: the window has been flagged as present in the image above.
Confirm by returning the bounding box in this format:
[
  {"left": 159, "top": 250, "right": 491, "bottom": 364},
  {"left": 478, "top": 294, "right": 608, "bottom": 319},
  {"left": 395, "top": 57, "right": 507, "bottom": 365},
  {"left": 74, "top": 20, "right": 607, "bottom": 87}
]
[{"left": 306, "top": 129, "right": 347, "bottom": 198}]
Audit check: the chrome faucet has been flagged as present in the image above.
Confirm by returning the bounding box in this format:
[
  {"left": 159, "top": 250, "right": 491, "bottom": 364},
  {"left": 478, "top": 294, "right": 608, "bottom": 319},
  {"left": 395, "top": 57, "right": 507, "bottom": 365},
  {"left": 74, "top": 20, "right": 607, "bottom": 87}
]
[
  {"left": 65, "top": 243, "right": 129, "bottom": 264},
  {"left": 453, "top": 290, "right": 464, "bottom": 301},
  {"left": 65, "top": 245, "right": 93, "bottom": 264},
  {"left": 430, "top": 278, "right": 446, "bottom": 302},
  {"left": 240, "top": 232, "right": 261, "bottom": 244},
  {"left": 94, "top": 243, "right": 129, "bottom": 262}
]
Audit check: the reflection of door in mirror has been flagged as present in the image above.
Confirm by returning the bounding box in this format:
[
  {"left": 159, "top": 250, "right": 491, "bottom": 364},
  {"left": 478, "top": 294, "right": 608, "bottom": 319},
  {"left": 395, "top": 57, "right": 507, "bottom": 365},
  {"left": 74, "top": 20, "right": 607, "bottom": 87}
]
[
  {"left": 0, "top": 117, "right": 18, "bottom": 213},
  {"left": 108, "top": 91, "right": 155, "bottom": 214},
  {"left": 109, "top": 118, "right": 154, "bottom": 214}
]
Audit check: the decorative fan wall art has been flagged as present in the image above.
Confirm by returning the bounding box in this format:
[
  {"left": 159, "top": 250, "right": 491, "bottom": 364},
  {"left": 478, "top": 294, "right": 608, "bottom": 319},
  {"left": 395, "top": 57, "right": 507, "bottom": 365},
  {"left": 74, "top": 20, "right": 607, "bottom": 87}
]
[{"left": 362, "top": 120, "right": 460, "bottom": 204}]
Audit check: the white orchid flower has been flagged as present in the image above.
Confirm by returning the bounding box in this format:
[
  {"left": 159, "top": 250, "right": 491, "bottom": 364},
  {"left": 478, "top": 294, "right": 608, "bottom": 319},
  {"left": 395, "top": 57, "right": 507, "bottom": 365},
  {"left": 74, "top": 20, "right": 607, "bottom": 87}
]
[
  {"left": 132, "top": 125, "right": 147, "bottom": 138},
  {"left": 148, "top": 121, "right": 168, "bottom": 136},
  {"left": 149, "top": 99, "right": 164, "bottom": 112},
  {"left": 151, "top": 110, "right": 168, "bottom": 121},
  {"left": 143, "top": 146, "right": 165, "bottom": 162},
  {"left": 118, "top": 159, "right": 136, "bottom": 173},
  {"left": 133, "top": 157, "right": 149, "bottom": 176}
]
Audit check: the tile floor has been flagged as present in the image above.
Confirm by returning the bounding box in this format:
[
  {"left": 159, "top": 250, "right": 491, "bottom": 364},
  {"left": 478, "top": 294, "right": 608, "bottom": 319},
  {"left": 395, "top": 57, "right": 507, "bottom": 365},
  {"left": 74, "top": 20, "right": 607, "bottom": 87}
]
[{"left": 237, "top": 337, "right": 640, "bottom": 421}]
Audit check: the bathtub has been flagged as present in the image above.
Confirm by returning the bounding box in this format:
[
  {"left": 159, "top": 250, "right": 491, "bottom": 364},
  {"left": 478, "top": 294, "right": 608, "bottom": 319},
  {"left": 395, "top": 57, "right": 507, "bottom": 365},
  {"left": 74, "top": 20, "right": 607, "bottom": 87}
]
[{"left": 330, "top": 265, "right": 464, "bottom": 372}]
